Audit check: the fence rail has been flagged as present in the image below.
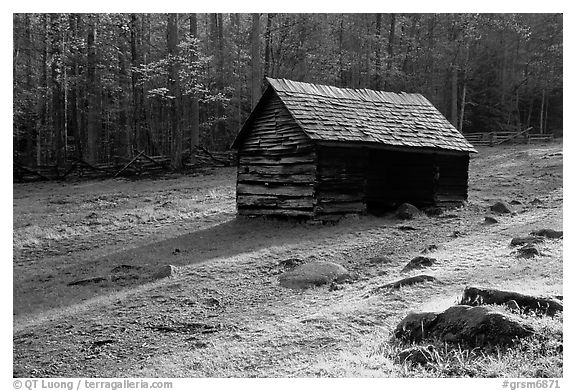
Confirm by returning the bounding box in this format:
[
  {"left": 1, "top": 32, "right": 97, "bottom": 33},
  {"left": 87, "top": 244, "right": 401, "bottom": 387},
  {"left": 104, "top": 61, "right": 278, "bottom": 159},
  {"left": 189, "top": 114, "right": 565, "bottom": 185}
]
[{"left": 464, "top": 129, "right": 553, "bottom": 147}]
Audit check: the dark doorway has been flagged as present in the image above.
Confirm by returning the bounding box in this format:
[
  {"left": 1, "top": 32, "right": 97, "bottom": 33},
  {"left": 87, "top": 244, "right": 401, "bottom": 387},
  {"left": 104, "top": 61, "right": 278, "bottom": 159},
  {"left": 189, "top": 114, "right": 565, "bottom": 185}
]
[{"left": 366, "top": 149, "right": 435, "bottom": 214}]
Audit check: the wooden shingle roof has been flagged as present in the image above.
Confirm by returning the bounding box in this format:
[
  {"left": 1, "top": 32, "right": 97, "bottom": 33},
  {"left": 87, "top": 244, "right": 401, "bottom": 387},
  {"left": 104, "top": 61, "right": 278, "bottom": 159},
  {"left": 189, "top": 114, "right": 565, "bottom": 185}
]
[{"left": 234, "top": 78, "right": 477, "bottom": 153}]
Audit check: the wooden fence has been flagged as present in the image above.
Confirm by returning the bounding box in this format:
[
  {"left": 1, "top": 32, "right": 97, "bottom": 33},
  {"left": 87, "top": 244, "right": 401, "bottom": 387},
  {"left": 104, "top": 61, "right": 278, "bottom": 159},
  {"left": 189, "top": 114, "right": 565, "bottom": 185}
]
[
  {"left": 14, "top": 148, "right": 237, "bottom": 183},
  {"left": 464, "top": 128, "right": 553, "bottom": 147}
]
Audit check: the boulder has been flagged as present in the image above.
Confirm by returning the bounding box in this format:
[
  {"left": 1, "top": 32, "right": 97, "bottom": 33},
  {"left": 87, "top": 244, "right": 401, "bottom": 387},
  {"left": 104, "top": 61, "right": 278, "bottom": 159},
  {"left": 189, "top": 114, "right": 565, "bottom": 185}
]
[
  {"left": 490, "top": 201, "right": 513, "bottom": 214},
  {"left": 461, "top": 286, "right": 563, "bottom": 316},
  {"left": 531, "top": 228, "right": 563, "bottom": 239},
  {"left": 396, "top": 203, "right": 421, "bottom": 220},
  {"left": 401, "top": 256, "right": 437, "bottom": 273},
  {"left": 395, "top": 305, "right": 535, "bottom": 346},
  {"left": 278, "top": 261, "right": 351, "bottom": 289},
  {"left": 510, "top": 236, "right": 544, "bottom": 246},
  {"left": 396, "top": 345, "right": 437, "bottom": 366},
  {"left": 152, "top": 264, "right": 178, "bottom": 279}
]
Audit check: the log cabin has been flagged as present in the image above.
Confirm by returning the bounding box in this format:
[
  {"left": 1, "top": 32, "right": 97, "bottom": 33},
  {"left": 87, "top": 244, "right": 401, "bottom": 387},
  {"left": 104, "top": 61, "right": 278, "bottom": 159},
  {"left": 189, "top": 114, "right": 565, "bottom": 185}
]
[{"left": 231, "top": 78, "right": 477, "bottom": 220}]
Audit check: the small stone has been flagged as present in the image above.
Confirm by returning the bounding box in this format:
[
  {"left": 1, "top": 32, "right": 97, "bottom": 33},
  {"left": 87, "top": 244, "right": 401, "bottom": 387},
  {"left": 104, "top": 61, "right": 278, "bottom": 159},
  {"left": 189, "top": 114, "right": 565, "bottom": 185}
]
[
  {"left": 152, "top": 265, "right": 178, "bottom": 279},
  {"left": 67, "top": 276, "right": 107, "bottom": 286},
  {"left": 396, "top": 203, "right": 421, "bottom": 220},
  {"left": 483, "top": 216, "right": 498, "bottom": 224},
  {"left": 517, "top": 244, "right": 540, "bottom": 258},
  {"left": 368, "top": 256, "right": 393, "bottom": 265},
  {"left": 420, "top": 244, "right": 438, "bottom": 254},
  {"left": 451, "top": 230, "right": 463, "bottom": 238},
  {"left": 401, "top": 256, "right": 437, "bottom": 273},
  {"left": 490, "top": 201, "right": 513, "bottom": 214},
  {"left": 529, "top": 198, "right": 544, "bottom": 205}
]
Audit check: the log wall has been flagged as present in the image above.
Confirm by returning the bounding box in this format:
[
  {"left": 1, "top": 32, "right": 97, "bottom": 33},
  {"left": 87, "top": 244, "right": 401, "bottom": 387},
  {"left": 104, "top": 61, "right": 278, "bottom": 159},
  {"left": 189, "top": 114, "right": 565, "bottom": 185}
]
[
  {"left": 314, "top": 146, "right": 367, "bottom": 218},
  {"left": 236, "top": 93, "right": 317, "bottom": 217}
]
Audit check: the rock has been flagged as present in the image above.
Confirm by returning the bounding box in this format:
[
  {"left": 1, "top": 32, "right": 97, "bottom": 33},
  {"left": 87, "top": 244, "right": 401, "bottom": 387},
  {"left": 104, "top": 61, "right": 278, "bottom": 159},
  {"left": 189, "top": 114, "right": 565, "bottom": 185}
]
[
  {"left": 395, "top": 305, "right": 535, "bottom": 346},
  {"left": 375, "top": 274, "right": 438, "bottom": 291},
  {"left": 506, "top": 300, "right": 521, "bottom": 312},
  {"left": 393, "top": 311, "right": 438, "bottom": 342},
  {"left": 368, "top": 256, "right": 393, "bottom": 265},
  {"left": 111, "top": 264, "right": 142, "bottom": 274},
  {"left": 396, "top": 203, "right": 421, "bottom": 220},
  {"left": 420, "top": 244, "right": 438, "bottom": 254},
  {"left": 278, "top": 261, "right": 351, "bottom": 289},
  {"left": 395, "top": 225, "right": 419, "bottom": 231},
  {"left": 529, "top": 198, "right": 544, "bottom": 205},
  {"left": 531, "top": 228, "right": 563, "bottom": 239},
  {"left": 67, "top": 276, "right": 107, "bottom": 286},
  {"left": 490, "top": 201, "right": 513, "bottom": 214},
  {"left": 396, "top": 345, "right": 437, "bottom": 366},
  {"left": 278, "top": 258, "right": 304, "bottom": 269},
  {"left": 517, "top": 244, "right": 540, "bottom": 258},
  {"left": 152, "top": 265, "right": 178, "bottom": 279},
  {"left": 510, "top": 236, "right": 544, "bottom": 246},
  {"left": 401, "top": 256, "right": 437, "bottom": 273},
  {"left": 461, "top": 286, "right": 563, "bottom": 316},
  {"left": 451, "top": 230, "right": 463, "bottom": 238},
  {"left": 510, "top": 200, "right": 523, "bottom": 205},
  {"left": 483, "top": 216, "right": 499, "bottom": 224},
  {"left": 423, "top": 207, "right": 443, "bottom": 217}
]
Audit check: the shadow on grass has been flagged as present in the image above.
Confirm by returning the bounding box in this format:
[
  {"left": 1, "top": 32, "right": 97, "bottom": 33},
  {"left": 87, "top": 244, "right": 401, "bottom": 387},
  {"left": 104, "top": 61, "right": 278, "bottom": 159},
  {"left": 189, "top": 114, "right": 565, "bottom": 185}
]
[{"left": 14, "top": 216, "right": 354, "bottom": 317}]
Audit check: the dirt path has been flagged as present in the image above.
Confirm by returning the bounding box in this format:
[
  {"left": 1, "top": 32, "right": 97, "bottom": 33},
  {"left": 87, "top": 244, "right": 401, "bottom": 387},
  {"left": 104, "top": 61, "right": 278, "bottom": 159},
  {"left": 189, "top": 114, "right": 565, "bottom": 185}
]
[{"left": 13, "top": 142, "right": 563, "bottom": 377}]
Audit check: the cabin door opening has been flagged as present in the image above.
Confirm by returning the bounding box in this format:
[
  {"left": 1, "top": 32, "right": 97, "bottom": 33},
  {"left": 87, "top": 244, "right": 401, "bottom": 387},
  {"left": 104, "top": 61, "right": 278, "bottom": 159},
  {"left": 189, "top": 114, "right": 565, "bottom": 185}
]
[{"left": 365, "top": 149, "right": 436, "bottom": 214}]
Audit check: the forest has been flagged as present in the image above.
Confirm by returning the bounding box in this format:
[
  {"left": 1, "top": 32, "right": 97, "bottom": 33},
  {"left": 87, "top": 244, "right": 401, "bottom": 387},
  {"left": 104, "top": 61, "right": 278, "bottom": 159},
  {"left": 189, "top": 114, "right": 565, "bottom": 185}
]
[{"left": 12, "top": 13, "right": 563, "bottom": 170}]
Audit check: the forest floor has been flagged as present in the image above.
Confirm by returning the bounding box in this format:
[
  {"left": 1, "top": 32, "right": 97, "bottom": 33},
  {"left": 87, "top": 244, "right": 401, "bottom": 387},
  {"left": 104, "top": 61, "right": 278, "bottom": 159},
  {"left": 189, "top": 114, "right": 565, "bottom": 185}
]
[{"left": 13, "top": 142, "right": 563, "bottom": 378}]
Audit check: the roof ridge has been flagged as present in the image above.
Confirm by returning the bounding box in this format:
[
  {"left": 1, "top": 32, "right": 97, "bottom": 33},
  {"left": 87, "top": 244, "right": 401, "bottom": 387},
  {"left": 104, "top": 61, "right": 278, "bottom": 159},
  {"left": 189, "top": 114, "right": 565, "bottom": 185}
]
[
  {"left": 266, "top": 78, "right": 431, "bottom": 105},
  {"left": 267, "top": 77, "right": 425, "bottom": 97}
]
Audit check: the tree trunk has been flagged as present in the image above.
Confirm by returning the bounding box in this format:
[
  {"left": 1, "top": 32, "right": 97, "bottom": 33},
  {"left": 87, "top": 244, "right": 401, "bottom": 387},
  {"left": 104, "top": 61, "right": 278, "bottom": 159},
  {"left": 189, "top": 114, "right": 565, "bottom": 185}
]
[
  {"left": 539, "top": 87, "right": 546, "bottom": 134},
  {"left": 50, "top": 14, "right": 65, "bottom": 168},
  {"left": 250, "top": 13, "right": 261, "bottom": 109},
  {"left": 189, "top": 13, "right": 199, "bottom": 163},
  {"left": 374, "top": 13, "right": 382, "bottom": 90},
  {"left": 86, "top": 14, "right": 100, "bottom": 164},
  {"left": 167, "top": 13, "right": 182, "bottom": 169},
  {"left": 130, "top": 14, "right": 143, "bottom": 156},
  {"left": 459, "top": 83, "right": 467, "bottom": 132},
  {"left": 385, "top": 13, "right": 396, "bottom": 90},
  {"left": 264, "top": 13, "right": 274, "bottom": 79},
  {"left": 117, "top": 16, "right": 131, "bottom": 158},
  {"left": 451, "top": 66, "right": 458, "bottom": 127}
]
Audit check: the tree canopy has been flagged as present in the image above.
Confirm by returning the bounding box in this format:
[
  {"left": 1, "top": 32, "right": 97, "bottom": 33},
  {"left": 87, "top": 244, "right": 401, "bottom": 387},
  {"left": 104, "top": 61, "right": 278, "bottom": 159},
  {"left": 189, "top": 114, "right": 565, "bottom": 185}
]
[{"left": 13, "top": 13, "right": 562, "bottom": 168}]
